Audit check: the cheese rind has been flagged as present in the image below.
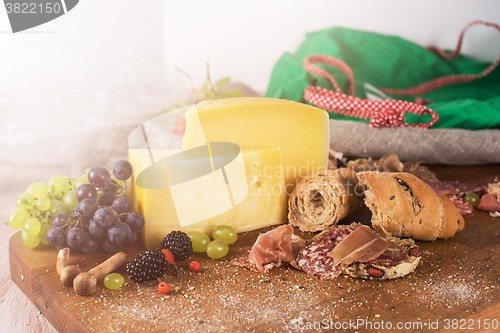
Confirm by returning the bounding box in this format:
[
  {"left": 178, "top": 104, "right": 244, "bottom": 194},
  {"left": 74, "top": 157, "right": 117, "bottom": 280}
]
[
  {"left": 129, "top": 148, "right": 287, "bottom": 249},
  {"left": 182, "top": 98, "right": 329, "bottom": 194}
]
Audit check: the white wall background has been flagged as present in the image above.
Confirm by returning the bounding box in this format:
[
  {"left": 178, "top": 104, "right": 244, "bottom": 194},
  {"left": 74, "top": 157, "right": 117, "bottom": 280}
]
[{"left": 0, "top": 0, "right": 499, "bottom": 166}]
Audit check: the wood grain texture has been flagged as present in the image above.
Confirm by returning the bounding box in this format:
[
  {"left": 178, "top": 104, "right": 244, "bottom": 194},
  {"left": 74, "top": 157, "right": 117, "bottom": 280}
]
[{"left": 6, "top": 164, "right": 500, "bottom": 333}]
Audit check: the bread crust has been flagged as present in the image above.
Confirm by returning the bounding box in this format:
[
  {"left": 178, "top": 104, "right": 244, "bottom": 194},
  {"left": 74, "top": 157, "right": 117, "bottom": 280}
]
[
  {"left": 288, "top": 168, "right": 362, "bottom": 232},
  {"left": 357, "top": 171, "right": 464, "bottom": 241}
]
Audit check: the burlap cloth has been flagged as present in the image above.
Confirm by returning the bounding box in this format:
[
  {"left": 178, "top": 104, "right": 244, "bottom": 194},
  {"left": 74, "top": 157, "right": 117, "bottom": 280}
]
[{"left": 329, "top": 120, "right": 500, "bottom": 165}]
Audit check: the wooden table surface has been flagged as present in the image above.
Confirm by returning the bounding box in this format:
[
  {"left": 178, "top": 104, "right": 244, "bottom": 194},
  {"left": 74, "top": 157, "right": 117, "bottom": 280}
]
[{"left": 3, "top": 163, "right": 500, "bottom": 332}]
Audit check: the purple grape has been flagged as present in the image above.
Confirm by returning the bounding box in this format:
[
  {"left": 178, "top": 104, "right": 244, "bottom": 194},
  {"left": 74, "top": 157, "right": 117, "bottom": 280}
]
[
  {"left": 112, "top": 195, "right": 132, "bottom": 214},
  {"left": 101, "top": 179, "right": 120, "bottom": 195},
  {"left": 46, "top": 227, "right": 66, "bottom": 247},
  {"left": 125, "top": 212, "right": 145, "bottom": 233},
  {"left": 88, "top": 220, "right": 106, "bottom": 239},
  {"left": 113, "top": 160, "right": 133, "bottom": 180},
  {"left": 122, "top": 232, "right": 138, "bottom": 246},
  {"left": 76, "top": 184, "right": 98, "bottom": 202},
  {"left": 53, "top": 213, "right": 70, "bottom": 231},
  {"left": 94, "top": 207, "right": 117, "bottom": 228},
  {"left": 71, "top": 206, "right": 80, "bottom": 219},
  {"left": 78, "top": 233, "right": 99, "bottom": 254},
  {"left": 100, "top": 237, "right": 120, "bottom": 253},
  {"left": 78, "top": 199, "right": 98, "bottom": 221},
  {"left": 108, "top": 222, "right": 132, "bottom": 245},
  {"left": 66, "top": 227, "right": 85, "bottom": 249},
  {"left": 88, "top": 167, "right": 111, "bottom": 188},
  {"left": 81, "top": 220, "right": 90, "bottom": 233},
  {"left": 98, "top": 193, "right": 115, "bottom": 207}
]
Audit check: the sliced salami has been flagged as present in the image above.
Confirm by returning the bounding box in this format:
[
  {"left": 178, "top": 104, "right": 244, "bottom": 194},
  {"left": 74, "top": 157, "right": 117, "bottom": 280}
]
[
  {"left": 292, "top": 224, "right": 421, "bottom": 280},
  {"left": 446, "top": 194, "right": 473, "bottom": 215},
  {"left": 291, "top": 225, "right": 355, "bottom": 279}
]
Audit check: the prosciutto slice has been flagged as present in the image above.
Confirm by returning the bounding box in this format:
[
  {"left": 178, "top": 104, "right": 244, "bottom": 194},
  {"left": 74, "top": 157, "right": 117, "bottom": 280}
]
[
  {"left": 478, "top": 194, "right": 500, "bottom": 213},
  {"left": 231, "top": 225, "right": 305, "bottom": 272},
  {"left": 327, "top": 225, "right": 391, "bottom": 268}
]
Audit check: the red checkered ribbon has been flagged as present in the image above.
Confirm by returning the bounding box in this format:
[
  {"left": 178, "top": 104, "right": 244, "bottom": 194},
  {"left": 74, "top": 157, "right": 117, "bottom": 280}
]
[{"left": 303, "top": 20, "right": 500, "bottom": 129}]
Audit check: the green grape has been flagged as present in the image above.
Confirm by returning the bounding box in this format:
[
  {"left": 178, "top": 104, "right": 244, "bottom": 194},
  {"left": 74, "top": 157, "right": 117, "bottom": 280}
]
[
  {"left": 104, "top": 273, "right": 124, "bottom": 289},
  {"left": 8, "top": 208, "right": 30, "bottom": 229},
  {"left": 187, "top": 231, "right": 211, "bottom": 252},
  {"left": 39, "top": 223, "right": 53, "bottom": 245},
  {"left": 74, "top": 169, "right": 90, "bottom": 190},
  {"left": 48, "top": 175, "right": 67, "bottom": 196},
  {"left": 24, "top": 218, "right": 41, "bottom": 237},
  {"left": 62, "top": 190, "right": 79, "bottom": 211},
  {"left": 36, "top": 197, "right": 51, "bottom": 211},
  {"left": 206, "top": 240, "right": 229, "bottom": 259},
  {"left": 212, "top": 225, "right": 238, "bottom": 245},
  {"left": 16, "top": 193, "right": 35, "bottom": 209},
  {"left": 464, "top": 192, "right": 480, "bottom": 208},
  {"left": 29, "top": 208, "right": 40, "bottom": 218},
  {"left": 26, "top": 182, "right": 48, "bottom": 199},
  {"left": 21, "top": 230, "right": 39, "bottom": 248},
  {"left": 62, "top": 176, "right": 74, "bottom": 191},
  {"left": 49, "top": 200, "right": 67, "bottom": 217}
]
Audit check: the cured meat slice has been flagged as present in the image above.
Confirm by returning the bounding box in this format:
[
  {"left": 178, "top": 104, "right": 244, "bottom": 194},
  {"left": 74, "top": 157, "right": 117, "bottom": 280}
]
[
  {"left": 292, "top": 223, "right": 421, "bottom": 280},
  {"left": 446, "top": 194, "right": 473, "bottom": 215},
  {"left": 231, "top": 247, "right": 277, "bottom": 273},
  {"left": 423, "top": 180, "right": 487, "bottom": 196},
  {"left": 478, "top": 194, "right": 500, "bottom": 213},
  {"left": 367, "top": 250, "right": 408, "bottom": 266},
  {"left": 327, "top": 225, "right": 391, "bottom": 268},
  {"left": 292, "top": 225, "right": 354, "bottom": 279},
  {"left": 231, "top": 224, "right": 305, "bottom": 272}
]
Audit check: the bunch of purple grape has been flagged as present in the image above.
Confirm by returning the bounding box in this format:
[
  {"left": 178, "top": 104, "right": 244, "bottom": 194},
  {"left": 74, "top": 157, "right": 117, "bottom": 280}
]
[{"left": 45, "top": 160, "right": 145, "bottom": 254}]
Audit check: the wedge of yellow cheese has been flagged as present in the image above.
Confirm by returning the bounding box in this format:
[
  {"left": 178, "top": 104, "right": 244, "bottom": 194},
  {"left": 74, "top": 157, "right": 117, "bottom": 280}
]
[
  {"left": 129, "top": 147, "right": 287, "bottom": 249},
  {"left": 182, "top": 98, "right": 329, "bottom": 195}
]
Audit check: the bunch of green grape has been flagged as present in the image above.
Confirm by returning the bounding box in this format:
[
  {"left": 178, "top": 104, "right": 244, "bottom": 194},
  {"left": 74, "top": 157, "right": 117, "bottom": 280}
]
[
  {"left": 8, "top": 174, "right": 81, "bottom": 248},
  {"left": 7, "top": 169, "right": 124, "bottom": 249},
  {"left": 187, "top": 225, "right": 238, "bottom": 259}
]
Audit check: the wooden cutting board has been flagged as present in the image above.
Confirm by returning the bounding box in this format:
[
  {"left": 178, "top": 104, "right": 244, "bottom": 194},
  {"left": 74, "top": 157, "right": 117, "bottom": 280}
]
[{"left": 9, "top": 165, "right": 500, "bottom": 333}]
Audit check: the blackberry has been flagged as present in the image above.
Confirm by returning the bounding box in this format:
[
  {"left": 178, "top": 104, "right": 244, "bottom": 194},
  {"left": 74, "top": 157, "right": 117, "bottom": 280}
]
[
  {"left": 126, "top": 250, "right": 169, "bottom": 283},
  {"left": 161, "top": 231, "right": 193, "bottom": 261}
]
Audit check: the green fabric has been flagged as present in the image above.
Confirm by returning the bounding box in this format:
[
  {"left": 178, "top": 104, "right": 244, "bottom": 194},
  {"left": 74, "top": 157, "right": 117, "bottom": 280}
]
[{"left": 265, "top": 27, "right": 500, "bottom": 129}]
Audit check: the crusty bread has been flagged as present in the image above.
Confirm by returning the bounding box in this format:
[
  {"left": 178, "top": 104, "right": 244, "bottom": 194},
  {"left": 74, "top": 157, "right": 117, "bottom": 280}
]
[
  {"left": 357, "top": 171, "right": 464, "bottom": 241},
  {"left": 288, "top": 168, "right": 362, "bottom": 232}
]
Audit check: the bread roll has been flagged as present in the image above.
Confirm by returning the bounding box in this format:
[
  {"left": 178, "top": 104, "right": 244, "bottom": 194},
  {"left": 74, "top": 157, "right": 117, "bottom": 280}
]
[
  {"left": 357, "top": 171, "right": 464, "bottom": 241},
  {"left": 288, "top": 168, "right": 362, "bottom": 232}
]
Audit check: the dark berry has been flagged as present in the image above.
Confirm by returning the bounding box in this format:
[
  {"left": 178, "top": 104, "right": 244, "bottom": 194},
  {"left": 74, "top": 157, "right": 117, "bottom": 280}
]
[
  {"left": 126, "top": 250, "right": 169, "bottom": 283},
  {"left": 161, "top": 231, "right": 193, "bottom": 261}
]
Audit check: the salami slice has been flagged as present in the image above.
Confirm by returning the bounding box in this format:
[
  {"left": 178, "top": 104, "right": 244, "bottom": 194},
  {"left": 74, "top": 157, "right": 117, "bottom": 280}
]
[
  {"left": 446, "top": 194, "right": 473, "bottom": 215},
  {"left": 291, "top": 225, "right": 355, "bottom": 279}
]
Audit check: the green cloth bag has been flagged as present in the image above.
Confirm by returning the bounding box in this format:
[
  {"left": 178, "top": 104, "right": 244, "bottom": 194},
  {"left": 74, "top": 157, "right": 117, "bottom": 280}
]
[{"left": 265, "top": 26, "right": 500, "bottom": 129}]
